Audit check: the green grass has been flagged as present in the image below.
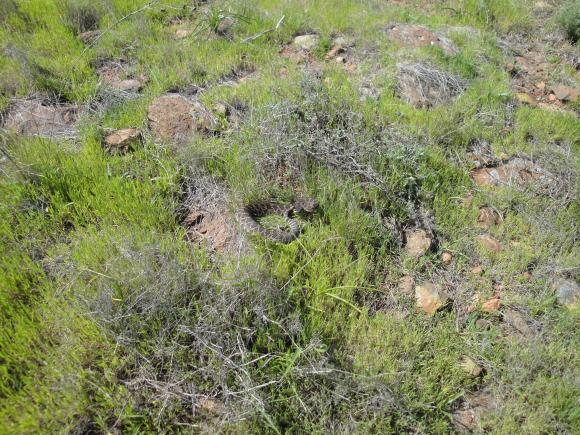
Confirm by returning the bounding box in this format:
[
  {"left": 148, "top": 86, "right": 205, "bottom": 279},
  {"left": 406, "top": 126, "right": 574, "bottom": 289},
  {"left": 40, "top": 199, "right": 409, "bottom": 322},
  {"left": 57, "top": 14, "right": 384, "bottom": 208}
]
[{"left": 1, "top": 0, "right": 579, "bottom": 432}]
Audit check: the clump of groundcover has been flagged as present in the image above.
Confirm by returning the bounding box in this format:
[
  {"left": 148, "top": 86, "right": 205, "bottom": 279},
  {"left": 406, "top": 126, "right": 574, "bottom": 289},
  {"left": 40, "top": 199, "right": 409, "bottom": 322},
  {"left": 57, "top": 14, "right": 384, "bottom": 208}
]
[{"left": 558, "top": 1, "right": 580, "bottom": 43}]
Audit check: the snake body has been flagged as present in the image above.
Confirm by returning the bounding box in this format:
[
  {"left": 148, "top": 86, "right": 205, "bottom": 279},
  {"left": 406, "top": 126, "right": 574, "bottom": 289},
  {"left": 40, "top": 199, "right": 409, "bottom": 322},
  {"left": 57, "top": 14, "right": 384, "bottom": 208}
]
[{"left": 237, "top": 198, "right": 318, "bottom": 243}]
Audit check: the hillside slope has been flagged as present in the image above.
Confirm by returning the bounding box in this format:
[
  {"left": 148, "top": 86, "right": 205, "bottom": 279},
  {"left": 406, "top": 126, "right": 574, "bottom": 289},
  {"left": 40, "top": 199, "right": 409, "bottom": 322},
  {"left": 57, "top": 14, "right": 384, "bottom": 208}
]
[{"left": 1, "top": 0, "right": 579, "bottom": 432}]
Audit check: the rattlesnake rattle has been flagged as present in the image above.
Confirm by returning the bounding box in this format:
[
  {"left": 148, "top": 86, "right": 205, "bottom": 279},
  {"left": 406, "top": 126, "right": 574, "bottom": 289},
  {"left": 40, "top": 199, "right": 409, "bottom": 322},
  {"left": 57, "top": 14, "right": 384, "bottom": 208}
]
[{"left": 237, "top": 197, "right": 318, "bottom": 243}]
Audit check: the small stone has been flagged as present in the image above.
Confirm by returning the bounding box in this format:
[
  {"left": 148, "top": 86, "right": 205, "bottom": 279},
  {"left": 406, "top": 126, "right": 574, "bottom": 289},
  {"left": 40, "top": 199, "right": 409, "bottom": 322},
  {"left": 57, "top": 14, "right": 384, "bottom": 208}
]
[
  {"left": 470, "top": 265, "right": 484, "bottom": 275},
  {"left": 104, "top": 128, "right": 141, "bottom": 154},
  {"left": 398, "top": 275, "right": 415, "bottom": 296},
  {"left": 116, "top": 79, "right": 142, "bottom": 92},
  {"left": 459, "top": 356, "right": 483, "bottom": 377},
  {"left": 293, "top": 34, "right": 319, "bottom": 51},
  {"left": 516, "top": 93, "right": 538, "bottom": 106},
  {"left": 335, "top": 56, "right": 346, "bottom": 63},
  {"left": 79, "top": 30, "right": 100, "bottom": 44},
  {"left": 477, "top": 207, "right": 501, "bottom": 229},
  {"left": 405, "top": 229, "right": 432, "bottom": 258},
  {"left": 481, "top": 297, "right": 501, "bottom": 313},
  {"left": 415, "top": 281, "right": 449, "bottom": 315},
  {"left": 503, "top": 309, "right": 534, "bottom": 337},
  {"left": 477, "top": 234, "right": 502, "bottom": 253},
  {"left": 535, "top": 81, "right": 545, "bottom": 90},
  {"left": 551, "top": 85, "right": 579, "bottom": 102},
  {"left": 442, "top": 251, "right": 453, "bottom": 266},
  {"left": 325, "top": 44, "right": 345, "bottom": 60},
  {"left": 548, "top": 93, "right": 557, "bottom": 101},
  {"left": 553, "top": 278, "right": 580, "bottom": 309},
  {"left": 175, "top": 28, "right": 193, "bottom": 39},
  {"left": 387, "top": 24, "right": 457, "bottom": 55}
]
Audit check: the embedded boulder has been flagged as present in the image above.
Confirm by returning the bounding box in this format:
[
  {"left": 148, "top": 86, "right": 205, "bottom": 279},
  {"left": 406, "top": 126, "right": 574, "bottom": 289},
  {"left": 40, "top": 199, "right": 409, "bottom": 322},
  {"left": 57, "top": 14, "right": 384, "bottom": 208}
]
[
  {"left": 104, "top": 128, "right": 141, "bottom": 154},
  {"left": 2, "top": 100, "right": 81, "bottom": 138},
  {"left": 148, "top": 94, "right": 217, "bottom": 144},
  {"left": 387, "top": 24, "right": 457, "bottom": 55}
]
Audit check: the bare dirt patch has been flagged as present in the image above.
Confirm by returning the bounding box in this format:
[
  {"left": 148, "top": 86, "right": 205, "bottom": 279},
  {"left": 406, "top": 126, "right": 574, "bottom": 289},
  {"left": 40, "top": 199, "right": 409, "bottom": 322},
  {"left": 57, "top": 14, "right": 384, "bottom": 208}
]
[{"left": 1, "top": 99, "right": 82, "bottom": 139}]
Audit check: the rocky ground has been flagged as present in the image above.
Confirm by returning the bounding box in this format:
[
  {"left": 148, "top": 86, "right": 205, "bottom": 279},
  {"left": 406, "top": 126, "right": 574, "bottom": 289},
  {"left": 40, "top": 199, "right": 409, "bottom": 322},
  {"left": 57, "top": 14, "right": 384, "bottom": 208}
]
[{"left": 0, "top": 0, "right": 579, "bottom": 433}]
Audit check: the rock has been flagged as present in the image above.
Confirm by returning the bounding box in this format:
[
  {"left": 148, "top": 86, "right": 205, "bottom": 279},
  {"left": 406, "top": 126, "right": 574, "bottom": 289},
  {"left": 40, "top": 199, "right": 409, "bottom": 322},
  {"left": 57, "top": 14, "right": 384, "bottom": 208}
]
[
  {"left": 551, "top": 85, "right": 579, "bottom": 102},
  {"left": 98, "top": 63, "right": 144, "bottom": 93},
  {"left": 387, "top": 24, "right": 457, "bottom": 55},
  {"left": 515, "top": 92, "right": 538, "bottom": 106},
  {"left": 405, "top": 229, "right": 432, "bottom": 257},
  {"left": 470, "top": 265, "right": 484, "bottom": 275},
  {"left": 470, "top": 157, "right": 549, "bottom": 187},
  {"left": 442, "top": 251, "right": 453, "bottom": 266},
  {"left": 481, "top": 297, "right": 501, "bottom": 313},
  {"left": 553, "top": 278, "right": 579, "bottom": 308},
  {"left": 503, "top": 309, "right": 534, "bottom": 337},
  {"left": 175, "top": 28, "right": 193, "bottom": 39},
  {"left": 535, "top": 81, "right": 545, "bottom": 90},
  {"left": 335, "top": 56, "right": 346, "bottom": 63},
  {"left": 326, "top": 44, "right": 345, "bottom": 60},
  {"left": 459, "top": 356, "right": 483, "bottom": 377},
  {"left": 2, "top": 100, "right": 81, "bottom": 138},
  {"left": 104, "top": 128, "right": 141, "bottom": 154},
  {"left": 148, "top": 94, "right": 217, "bottom": 144},
  {"left": 79, "top": 30, "right": 100, "bottom": 44},
  {"left": 415, "top": 281, "right": 449, "bottom": 315},
  {"left": 476, "top": 234, "right": 502, "bottom": 253},
  {"left": 396, "top": 63, "right": 464, "bottom": 108},
  {"left": 115, "top": 79, "right": 142, "bottom": 92},
  {"left": 477, "top": 207, "right": 501, "bottom": 228},
  {"left": 398, "top": 275, "right": 415, "bottom": 296},
  {"left": 452, "top": 390, "right": 497, "bottom": 432},
  {"left": 293, "top": 34, "right": 319, "bottom": 51}
]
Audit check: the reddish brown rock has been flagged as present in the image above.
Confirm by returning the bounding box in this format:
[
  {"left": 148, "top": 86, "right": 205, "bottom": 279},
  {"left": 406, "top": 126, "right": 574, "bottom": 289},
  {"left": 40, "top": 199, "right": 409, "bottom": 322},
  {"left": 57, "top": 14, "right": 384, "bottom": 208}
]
[
  {"left": 148, "top": 94, "right": 217, "bottom": 144},
  {"left": 387, "top": 24, "right": 457, "bottom": 55},
  {"left": 415, "top": 281, "right": 449, "bottom": 315},
  {"left": 477, "top": 207, "right": 501, "bottom": 228},
  {"left": 441, "top": 251, "right": 453, "bottom": 266},
  {"left": 104, "top": 128, "right": 141, "bottom": 154},
  {"left": 405, "top": 229, "right": 432, "bottom": 257},
  {"left": 2, "top": 100, "right": 81, "bottom": 138},
  {"left": 481, "top": 297, "right": 501, "bottom": 313},
  {"left": 398, "top": 275, "right": 415, "bottom": 296},
  {"left": 551, "top": 85, "right": 579, "bottom": 102},
  {"left": 477, "top": 234, "right": 502, "bottom": 253},
  {"left": 471, "top": 157, "right": 548, "bottom": 187}
]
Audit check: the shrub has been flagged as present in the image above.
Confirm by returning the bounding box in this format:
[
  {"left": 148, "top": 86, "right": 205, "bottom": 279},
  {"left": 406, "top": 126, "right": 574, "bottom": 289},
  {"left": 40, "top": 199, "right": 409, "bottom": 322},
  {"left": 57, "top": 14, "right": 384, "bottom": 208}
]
[
  {"left": 59, "top": 0, "right": 106, "bottom": 35},
  {"left": 558, "top": 1, "right": 580, "bottom": 43}
]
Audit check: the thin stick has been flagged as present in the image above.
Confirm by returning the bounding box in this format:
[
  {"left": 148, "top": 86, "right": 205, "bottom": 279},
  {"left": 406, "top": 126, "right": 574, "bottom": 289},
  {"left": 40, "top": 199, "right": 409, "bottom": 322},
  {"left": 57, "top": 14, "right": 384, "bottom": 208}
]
[
  {"left": 79, "top": 1, "right": 159, "bottom": 58},
  {"left": 241, "top": 15, "right": 285, "bottom": 43}
]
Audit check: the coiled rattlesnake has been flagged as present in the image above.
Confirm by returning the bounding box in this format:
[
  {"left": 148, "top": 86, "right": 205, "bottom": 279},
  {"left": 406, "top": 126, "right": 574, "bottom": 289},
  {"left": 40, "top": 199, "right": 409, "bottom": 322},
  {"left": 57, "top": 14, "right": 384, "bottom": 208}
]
[{"left": 237, "top": 197, "right": 318, "bottom": 243}]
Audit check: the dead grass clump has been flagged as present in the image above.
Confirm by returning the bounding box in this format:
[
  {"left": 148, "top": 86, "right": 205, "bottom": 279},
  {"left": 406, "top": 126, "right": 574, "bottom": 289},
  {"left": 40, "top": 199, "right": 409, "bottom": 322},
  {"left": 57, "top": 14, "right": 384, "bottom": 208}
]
[
  {"left": 59, "top": 0, "right": 108, "bottom": 35},
  {"left": 396, "top": 62, "right": 465, "bottom": 108}
]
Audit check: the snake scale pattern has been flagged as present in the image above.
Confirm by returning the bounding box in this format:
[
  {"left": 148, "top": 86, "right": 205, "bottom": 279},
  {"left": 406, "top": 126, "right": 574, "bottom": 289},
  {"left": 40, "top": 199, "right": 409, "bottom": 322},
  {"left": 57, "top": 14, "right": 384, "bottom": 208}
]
[{"left": 237, "top": 197, "right": 318, "bottom": 243}]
